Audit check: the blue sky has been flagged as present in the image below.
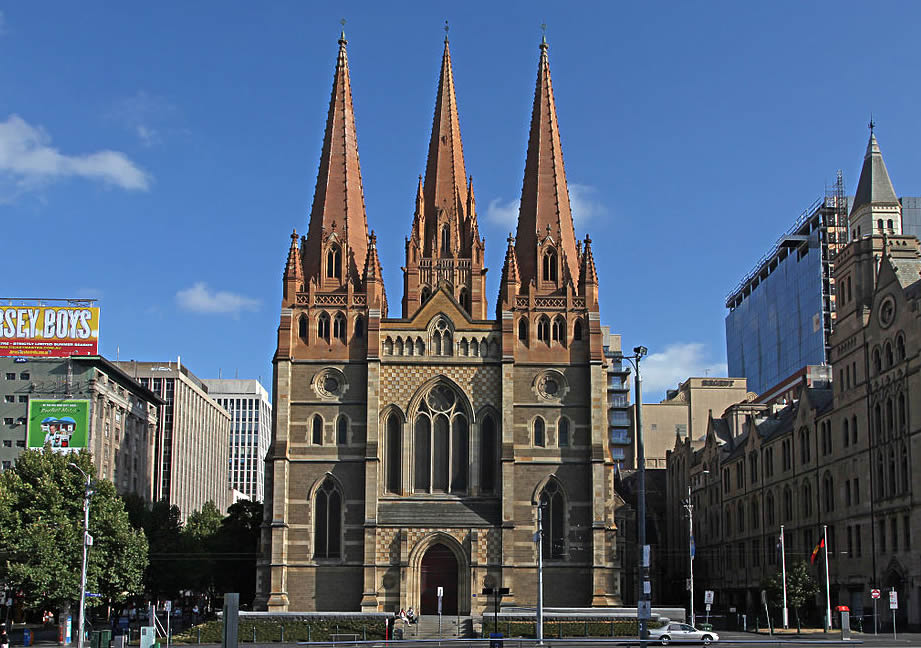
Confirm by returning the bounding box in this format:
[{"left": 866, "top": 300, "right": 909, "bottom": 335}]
[{"left": 3, "top": 2, "right": 920, "bottom": 401}]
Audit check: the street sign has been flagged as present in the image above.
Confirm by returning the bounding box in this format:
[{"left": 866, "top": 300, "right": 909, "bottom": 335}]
[
  {"left": 704, "top": 590, "right": 714, "bottom": 605},
  {"left": 85, "top": 593, "right": 102, "bottom": 598},
  {"left": 705, "top": 604, "right": 711, "bottom": 612},
  {"left": 871, "top": 589, "right": 881, "bottom": 599},
  {"left": 889, "top": 591, "right": 898, "bottom": 609},
  {"left": 642, "top": 545, "right": 650, "bottom": 567},
  {"left": 437, "top": 587, "right": 443, "bottom": 598}
]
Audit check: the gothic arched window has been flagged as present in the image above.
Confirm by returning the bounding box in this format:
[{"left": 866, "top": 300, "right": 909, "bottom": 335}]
[
  {"left": 314, "top": 477, "right": 341, "bottom": 558},
  {"left": 336, "top": 415, "right": 348, "bottom": 445},
  {"left": 885, "top": 342, "right": 894, "bottom": 368},
  {"left": 873, "top": 348, "right": 882, "bottom": 374},
  {"left": 479, "top": 414, "right": 497, "bottom": 493},
  {"left": 386, "top": 413, "right": 401, "bottom": 493},
  {"left": 823, "top": 473, "right": 834, "bottom": 512},
  {"left": 802, "top": 480, "right": 812, "bottom": 517},
  {"left": 551, "top": 316, "right": 565, "bottom": 344},
  {"left": 558, "top": 417, "right": 570, "bottom": 447},
  {"left": 542, "top": 248, "right": 558, "bottom": 282},
  {"left": 843, "top": 418, "right": 849, "bottom": 447},
  {"left": 413, "top": 384, "right": 468, "bottom": 494},
  {"left": 459, "top": 288, "right": 470, "bottom": 314},
  {"left": 878, "top": 218, "right": 884, "bottom": 232},
  {"left": 354, "top": 315, "right": 364, "bottom": 338},
  {"left": 312, "top": 414, "right": 323, "bottom": 445},
  {"left": 298, "top": 314, "right": 308, "bottom": 341},
  {"left": 766, "top": 491, "right": 775, "bottom": 526},
  {"left": 897, "top": 335, "right": 906, "bottom": 361},
  {"left": 573, "top": 319, "right": 583, "bottom": 341},
  {"left": 534, "top": 417, "right": 546, "bottom": 447},
  {"left": 317, "top": 312, "right": 331, "bottom": 342},
  {"left": 518, "top": 318, "right": 528, "bottom": 342},
  {"left": 900, "top": 443, "right": 909, "bottom": 493},
  {"left": 326, "top": 244, "right": 342, "bottom": 279},
  {"left": 539, "top": 479, "right": 565, "bottom": 559},
  {"left": 441, "top": 224, "right": 451, "bottom": 256},
  {"left": 421, "top": 286, "right": 432, "bottom": 303},
  {"left": 783, "top": 486, "right": 793, "bottom": 521},
  {"left": 333, "top": 312, "right": 346, "bottom": 341},
  {"left": 537, "top": 317, "right": 550, "bottom": 344}
]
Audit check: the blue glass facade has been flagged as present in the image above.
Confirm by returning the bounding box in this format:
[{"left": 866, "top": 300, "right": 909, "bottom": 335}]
[{"left": 726, "top": 231, "right": 827, "bottom": 396}]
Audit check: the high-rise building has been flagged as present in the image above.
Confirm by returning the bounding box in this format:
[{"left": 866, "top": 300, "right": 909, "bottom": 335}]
[
  {"left": 726, "top": 135, "right": 921, "bottom": 397},
  {"left": 0, "top": 355, "right": 159, "bottom": 498},
  {"left": 257, "top": 33, "right": 623, "bottom": 613},
  {"left": 601, "top": 326, "right": 631, "bottom": 471},
  {"left": 117, "top": 360, "right": 231, "bottom": 518},
  {"left": 202, "top": 378, "right": 271, "bottom": 503}
]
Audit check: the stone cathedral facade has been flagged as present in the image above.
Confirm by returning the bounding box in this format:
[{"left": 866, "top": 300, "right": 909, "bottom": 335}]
[{"left": 256, "top": 32, "right": 623, "bottom": 613}]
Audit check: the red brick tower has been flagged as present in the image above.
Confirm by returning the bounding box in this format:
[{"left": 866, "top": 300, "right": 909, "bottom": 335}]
[
  {"left": 277, "top": 30, "right": 385, "bottom": 364},
  {"left": 402, "top": 36, "right": 488, "bottom": 319}
]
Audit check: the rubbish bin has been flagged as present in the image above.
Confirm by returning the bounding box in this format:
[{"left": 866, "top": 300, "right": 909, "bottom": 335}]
[
  {"left": 489, "top": 632, "right": 503, "bottom": 648},
  {"left": 22, "top": 629, "right": 33, "bottom": 646}
]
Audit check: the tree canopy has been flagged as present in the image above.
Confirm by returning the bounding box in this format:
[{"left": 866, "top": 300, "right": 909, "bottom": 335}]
[
  {"left": 763, "top": 560, "right": 819, "bottom": 625},
  {"left": 0, "top": 450, "right": 148, "bottom": 613}
]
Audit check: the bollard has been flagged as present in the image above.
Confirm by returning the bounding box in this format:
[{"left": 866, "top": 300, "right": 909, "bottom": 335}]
[
  {"left": 611, "top": 620, "right": 615, "bottom": 637},
  {"left": 584, "top": 620, "right": 588, "bottom": 637},
  {"left": 198, "top": 627, "right": 201, "bottom": 644},
  {"left": 307, "top": 625, "right": 311, "bottom": 642},
  {"left": 362, "top": 625, "right": 366, "bottom": 641},
  {"left": 280, "top": 625, "right": 284, "bottom": 643},
  {"left": 253, "top": 626, "right": 256, "bottom": 643}
]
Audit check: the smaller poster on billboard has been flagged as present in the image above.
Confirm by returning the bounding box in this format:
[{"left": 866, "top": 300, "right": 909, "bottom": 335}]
[{"left": 26, "top": 399, "right": 90, "bottom": 453}]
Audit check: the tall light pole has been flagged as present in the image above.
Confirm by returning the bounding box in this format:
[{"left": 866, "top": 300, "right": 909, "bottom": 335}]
[
  {"left": 535, "top": 502, "right": 545, "bottom": 644},
  {"left": 617, "top": 346, "right": 649, "bottom": 640},
  {"left": 68, "top": 463, "right": 93, "bottom": 648},
  {"left": 684, "top": 470, "right": 709, "bottom": 627}
]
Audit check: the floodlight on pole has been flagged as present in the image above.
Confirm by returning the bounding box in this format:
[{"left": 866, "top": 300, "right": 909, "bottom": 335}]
[{"left": 68, "top": 463, "right": 93, "bottom": 648}]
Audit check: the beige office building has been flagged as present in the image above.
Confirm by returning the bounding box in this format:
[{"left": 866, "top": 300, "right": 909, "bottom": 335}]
[{"left": 118, "top": 360, "right": 231, "bottom": 518}]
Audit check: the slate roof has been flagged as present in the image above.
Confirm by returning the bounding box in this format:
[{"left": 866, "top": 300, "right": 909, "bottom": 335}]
[
  {"left": 378, "top": 500, "right": 499, "bottom": 526},
  {"left": 851, "top": 133, "right": 899, "bottom": 215}
]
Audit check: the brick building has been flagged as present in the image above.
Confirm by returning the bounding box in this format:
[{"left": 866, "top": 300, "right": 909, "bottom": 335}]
[{"left": 257, "top": 33, "right": 623, "bottom": 613}]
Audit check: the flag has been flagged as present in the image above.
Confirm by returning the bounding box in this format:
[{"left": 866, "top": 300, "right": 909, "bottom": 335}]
[{"left": 810, "top": 537, "right": 825, "bottom": 564}]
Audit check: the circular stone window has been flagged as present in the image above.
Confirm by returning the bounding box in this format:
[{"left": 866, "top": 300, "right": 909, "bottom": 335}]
[
  {"left": 878, "top": 294, "right": 896, "bottom": 329},
  {"left": 534, "top": 370, "right": 569, "bottom": 402},
  {"left": 314, "top": 367, "right": 347, "bottom": 399}
]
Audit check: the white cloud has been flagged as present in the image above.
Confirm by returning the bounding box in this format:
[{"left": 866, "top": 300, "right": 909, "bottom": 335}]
[
  {"left": 485, "top": 182, "right": 607, "bottom": 229},
  {"left": 485, "top": 196, "right": 518, "bottom": 226},
  {"left": 109, "top": 91, "right": 177, "bottom": 147},
  {"left": 568, "top": 183, "right": 607, "bottom": 228},
  {"left": 176, "top": 282, "right": 260, "bottom": 316},
  {"left": 0, "top": 114, "right": 151, "bottom": 193},
  {"left": 640, "top": 343, "right": 728, "bottom": 396}
]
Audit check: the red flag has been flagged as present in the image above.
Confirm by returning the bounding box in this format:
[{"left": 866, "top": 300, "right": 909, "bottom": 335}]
[{"left": 810, "top": 536, "right": 825, "bottom": 563}]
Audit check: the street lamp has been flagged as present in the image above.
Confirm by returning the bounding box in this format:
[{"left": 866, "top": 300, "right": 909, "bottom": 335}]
[
  {"left": 615, "top": 346, "right": 649, "bottom": 640},
  {"left": 684, "top": 469, "right": 709, "bottom": 628},
  {"left": 68, "top": 463, "right": 93, "bottom": 648},
  {"left": 534, "top": 501, "right": 547, "bottom": 644}
]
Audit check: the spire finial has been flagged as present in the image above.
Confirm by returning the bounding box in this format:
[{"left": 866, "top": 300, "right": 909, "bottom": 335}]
[
  {"left": 444, "top": 20, "right": 449, "bottom": 43},
  {"left": 540, "top": 22, "right": 548, "bottom": 49},
  {"left": 869, "top": 114, "right": 875, "bottom": 135},
  {"left": 339, "top": 18, "right": 347, "bottom": 45}
]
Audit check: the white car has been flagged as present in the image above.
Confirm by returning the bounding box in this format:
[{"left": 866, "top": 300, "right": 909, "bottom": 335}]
[{"left": 648, "top": 622, "right": 719, "bottom": 645}]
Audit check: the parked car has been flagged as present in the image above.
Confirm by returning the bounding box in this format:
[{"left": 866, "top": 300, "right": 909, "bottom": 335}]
[{"left": 648, "top": 622, "right": 719, "bottom": 645}]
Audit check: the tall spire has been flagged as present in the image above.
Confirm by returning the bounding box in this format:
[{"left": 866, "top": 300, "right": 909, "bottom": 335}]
[
  {"left": 514, "top": 35, "right": 579, "bottom": 289},
  {"left": 852, "top": 131, "right": 899, "bottom": 213},
  {"left": 303, "top": 31, "right": 370, "bottom": 286},
  {"left": 849, "top": 126, "right": 901, "bottom": 238},
  {"left": 422, "top": 35, "right": 468, "bottom": 256}
]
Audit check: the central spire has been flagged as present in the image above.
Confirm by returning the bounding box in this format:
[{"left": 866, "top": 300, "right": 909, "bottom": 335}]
[
  {"left": 514, "top": 35, "right": 579, "bottom": 290},
  {"left": 422, "top": 35, "right": 468, "bottom": 256}
]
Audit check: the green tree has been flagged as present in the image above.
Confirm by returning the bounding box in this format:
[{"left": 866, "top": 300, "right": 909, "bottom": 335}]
[
  {"left": 212, "top": 500, "right": 263, "bottom": 606},
  {"left": 141, "top": 499, "right": 184, "bottom": 599},
  {"left": 181, "top": 501, "right": 224, "bottom": 596},
  {"left": 0, "top": 450, "right": 148, "bottom": 616},
  {"left": 763, "top": 560, "right": 819, "bottom": 627}
]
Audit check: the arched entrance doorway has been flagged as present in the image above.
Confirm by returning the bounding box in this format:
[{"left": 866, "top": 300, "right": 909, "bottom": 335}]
[{"left": 420, "top": 544, "right": 458, "bottom": 615}]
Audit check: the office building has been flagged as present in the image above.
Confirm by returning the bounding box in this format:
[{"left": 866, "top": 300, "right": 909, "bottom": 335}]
[
  {"left": 202, "top": 378, "right": 271, "bottom": 503},
  {"left": 257, "top": 33, "right": 624, "bottom": 613},
  {"left": 0, "top": 355, "right": 159, "bottom": 498},
  {"left": 118, "top": 360, "right": 231, "bottom": 518}
]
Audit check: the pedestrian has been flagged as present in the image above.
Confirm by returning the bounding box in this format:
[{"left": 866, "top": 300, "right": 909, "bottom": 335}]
[
  {"left": 399, "top": 608, "right": 407, "bottom": 623},
  {"left": 407, "top": 607, "right": 416, "bottom": 624}
]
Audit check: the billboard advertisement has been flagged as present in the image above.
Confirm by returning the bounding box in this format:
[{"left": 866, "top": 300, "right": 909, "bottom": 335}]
[
  {"left": 26, "top": 399, "right": 90, "bottom": 452},
  {"left": 0, "top": 306, "right": 99, "bottom": 358}
]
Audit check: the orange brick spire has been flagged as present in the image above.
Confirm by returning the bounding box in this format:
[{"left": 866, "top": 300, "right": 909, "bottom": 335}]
[
  {"left": 302, "top": 31, "right": 371, "bottom": 288},
  {"left": 282, "top": 229, "right": 304, "bottom": 305},
  {"left": 421, "top": 35, "right": 469, "bottom": 256},
  {"left": 515, "top": 35, "right": 580, "bottom": 291}
]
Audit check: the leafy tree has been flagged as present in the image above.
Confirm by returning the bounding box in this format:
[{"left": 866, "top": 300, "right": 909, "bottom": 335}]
[
  {"left": 141, "top": 499, "right": 184, "bottom": 599},
  {"left": 0, "top": 450, "right": 148, "bottom": 617},
  {"left": 181, "top": 501, "right": 224, "bottom": 596},
  {"left": 763, "top": 560, "right": 819, "bottom": 626},
  {"left": 212, "top": 500, "right": 263, "bottom": 606}
]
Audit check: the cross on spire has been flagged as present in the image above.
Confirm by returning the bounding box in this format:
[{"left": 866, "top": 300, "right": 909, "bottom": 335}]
[
  {"left": 869, "top": 115, "right": 876, "bottom": 134},
  {"left": 444, "top": 20, "right": 449, "bottom": 43}
]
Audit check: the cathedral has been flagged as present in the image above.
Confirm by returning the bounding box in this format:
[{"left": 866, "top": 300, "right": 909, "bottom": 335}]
[{"left": 256, "top": 31, "right": 623, "bottom": 613}]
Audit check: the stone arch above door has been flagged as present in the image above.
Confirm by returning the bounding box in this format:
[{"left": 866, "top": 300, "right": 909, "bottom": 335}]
[{"left": 406, "top": 531, "right": 470, "bottom": 615}]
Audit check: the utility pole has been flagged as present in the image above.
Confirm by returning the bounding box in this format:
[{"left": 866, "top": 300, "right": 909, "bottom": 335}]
[
  {"left": 683, "top": 486, "right": 695, "bottom": 627},
  {"left": 536, "top": 503, "right": 544, "bottom": 644},
  {"left": 69, "top": 463, "right": 93, "bottom": 648}
]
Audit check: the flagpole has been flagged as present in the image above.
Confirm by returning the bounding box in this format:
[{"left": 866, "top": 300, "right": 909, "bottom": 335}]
[
  {"left": 823, "top": 524, "right": 831, "bottom": 631},
  {"left": 780, "top": 525, "right": 788, "bottom": 628}
]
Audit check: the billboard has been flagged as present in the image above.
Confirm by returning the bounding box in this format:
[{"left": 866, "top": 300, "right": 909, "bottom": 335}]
[
  {"left": 27, "top": 399, "right": 90, "bottom": 452},
  {"left": 0, "top": 306, "right": 99, "bottom": 357}
]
